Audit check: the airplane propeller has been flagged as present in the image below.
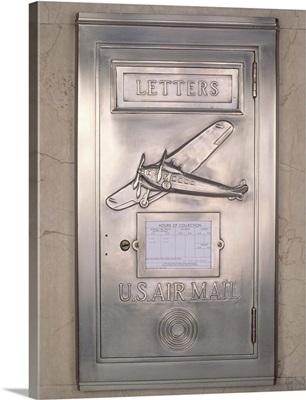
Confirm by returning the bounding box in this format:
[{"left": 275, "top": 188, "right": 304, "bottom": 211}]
[
  {"left": 133, "top": 153, "right": 145, "bottom": 198},
  {"left": 157, "top": 150, "right": 167, "bottom": 182}
]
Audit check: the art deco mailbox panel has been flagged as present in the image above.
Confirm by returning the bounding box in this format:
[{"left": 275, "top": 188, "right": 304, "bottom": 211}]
[{"left": 77, "top": 13, "right": 277, "bottom": 391}]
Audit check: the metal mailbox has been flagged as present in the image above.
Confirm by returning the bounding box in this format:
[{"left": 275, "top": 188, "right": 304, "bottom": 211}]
[{"left": 77, "top": 13, "right": 278, "bottom": 391}]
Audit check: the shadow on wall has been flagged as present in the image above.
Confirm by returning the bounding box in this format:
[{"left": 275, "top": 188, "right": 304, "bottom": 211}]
[{"left": 5, "top": 389, "right": 29, "bottom": 398}]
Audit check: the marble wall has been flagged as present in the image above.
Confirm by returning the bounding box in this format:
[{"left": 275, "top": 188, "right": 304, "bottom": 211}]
[{"left": 29, "top": 2, "right": 305, "bottom": 398}]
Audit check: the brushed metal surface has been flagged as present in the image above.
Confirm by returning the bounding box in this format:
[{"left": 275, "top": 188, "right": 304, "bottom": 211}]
[{"left": 77, "top": 12, "right": 277, "bottom": 391}]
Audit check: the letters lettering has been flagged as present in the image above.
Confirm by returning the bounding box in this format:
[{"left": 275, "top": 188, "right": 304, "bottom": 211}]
[
  {"left": 159, "top": 80, "right": 172, "bottom": 96},
  {"left": 136, "top": 79, "right": 146, "bottom": 95},
  {"left": 198, "top": 81, "right": 208, "bottom": 96},
  {"left": 173, "top": 80, "right": 185, "bottom": 96},
  {"left": 148, "top": 80, "right": 157, "bottom": 96},
  {"left": 136, "top": 79, "right": 221, "bottom": 97},
  {"left": 187, "top": 80, "right": 196, "bottom": 96},
  {"left": 210, "top": 80, "right": 219, "bottom": 96}
]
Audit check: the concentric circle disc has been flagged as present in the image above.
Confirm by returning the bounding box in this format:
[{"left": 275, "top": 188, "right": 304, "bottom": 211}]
[{"left": 158, "top": 308, "right": 198, "bottom": 351}]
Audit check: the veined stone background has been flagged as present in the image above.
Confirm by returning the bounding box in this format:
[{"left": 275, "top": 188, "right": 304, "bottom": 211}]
[{"left": 29, "top": 2, "right": 305, "bottom": 398}]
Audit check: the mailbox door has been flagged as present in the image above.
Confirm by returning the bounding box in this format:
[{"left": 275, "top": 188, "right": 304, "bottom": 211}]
[
  {"left": 77, "top": 14, "right": 277, "bottom": 390},
  {"left": 99, "top": 48, "right": 254, "bottom": 359}
]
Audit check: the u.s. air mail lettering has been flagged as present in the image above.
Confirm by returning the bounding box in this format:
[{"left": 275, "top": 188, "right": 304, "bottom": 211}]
[
  {"left": 118, "top": 281, "right": 240, "bottom": 303},
  {"left": 113, "top": 63, "right": 242, "bottom": 112}
]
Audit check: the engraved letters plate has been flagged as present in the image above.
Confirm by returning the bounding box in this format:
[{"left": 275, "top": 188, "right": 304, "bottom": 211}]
[{"left": 113, "top": 62, "right": 242, "bottom": 112}]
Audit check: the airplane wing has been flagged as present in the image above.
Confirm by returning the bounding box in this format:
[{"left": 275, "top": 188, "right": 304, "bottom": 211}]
[
  {"left": 106, "top": 182, "right": 167, "bottom": 211},
  {"left": 105, "top": 120, "right": 234, "bottom": 210},
  {"left": 167, "top": 120, "right": 233, "bottom": 174}
]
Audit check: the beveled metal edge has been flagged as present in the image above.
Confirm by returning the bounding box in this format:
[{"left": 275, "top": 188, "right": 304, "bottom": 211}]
[
  {"left": 77, "top": 13, "right": 279, "bottom": 30},
  {"left": 79, "top": 377, "right": 275, "bottom": 391}
]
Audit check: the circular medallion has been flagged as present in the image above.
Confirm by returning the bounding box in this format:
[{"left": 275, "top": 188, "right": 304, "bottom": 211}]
[{"left": 158, "top": 308, "right": 198, "bottom": 351}]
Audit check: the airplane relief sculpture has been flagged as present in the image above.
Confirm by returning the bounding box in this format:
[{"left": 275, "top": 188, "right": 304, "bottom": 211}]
[{"left": 106, "top": 121, "right": 249, "bottom": 210}]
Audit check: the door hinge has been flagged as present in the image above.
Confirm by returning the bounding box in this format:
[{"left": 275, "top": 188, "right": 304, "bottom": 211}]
[
  {"left": 252, "top": 61, "right": 258, "bottom": 98},
  {"left": 251, "top": 307, "right": 257, "bottom": 344}
]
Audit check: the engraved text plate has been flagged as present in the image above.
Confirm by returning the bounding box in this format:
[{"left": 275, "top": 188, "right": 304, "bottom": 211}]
[{"left": 113, "top": 62, "right": 242, "bottom": 112}]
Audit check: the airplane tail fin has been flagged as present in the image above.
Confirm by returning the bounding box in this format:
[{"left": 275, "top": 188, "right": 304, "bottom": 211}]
[{"left": 229, "top": 179, "right": 249, "bottom": 201}]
